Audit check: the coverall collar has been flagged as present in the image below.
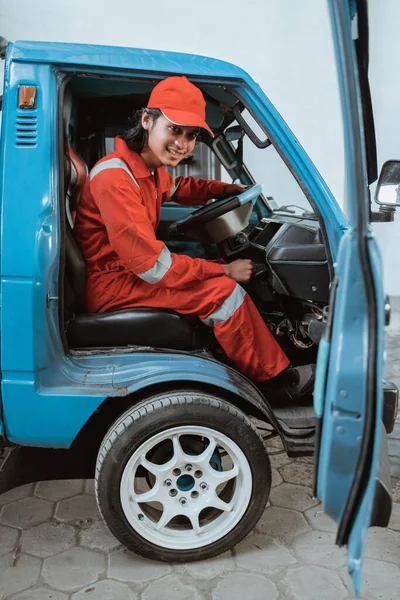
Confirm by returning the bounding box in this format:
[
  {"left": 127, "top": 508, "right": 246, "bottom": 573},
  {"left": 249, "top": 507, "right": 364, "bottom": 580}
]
[{"left": 115, "top": 137, "right": 160, "bottom": 179}]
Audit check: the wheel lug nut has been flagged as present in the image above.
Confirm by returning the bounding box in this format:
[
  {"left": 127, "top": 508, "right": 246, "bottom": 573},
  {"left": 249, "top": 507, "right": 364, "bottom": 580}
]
[
  {"left": 194, "top": 470, "right": 203, "bottom": 478},
  {"left": 179, "top": 497, "right": 187, "bottom": 505},
  {"left": 200, "top": 482, "right": 208, "bottom": 490},
  {"left": 191, "top": 491, "right": 199, "bottom": 499},
  {"left": 185, "top": 464, "right": 193, "bottom": 472},
  {"left": 164, "top": 479, "right": 172, "bottom": 487},
  {"left": 172, "top": 468, "right": 181, "bottom": 476},
  {"left": 169, "top": 489, "right": 177, "bottom": 497}
]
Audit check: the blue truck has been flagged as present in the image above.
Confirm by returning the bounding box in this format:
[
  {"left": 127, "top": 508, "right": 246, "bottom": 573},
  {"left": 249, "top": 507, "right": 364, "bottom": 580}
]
[{"left": 0, "top": 0, "right": 398, "bottom": 594}]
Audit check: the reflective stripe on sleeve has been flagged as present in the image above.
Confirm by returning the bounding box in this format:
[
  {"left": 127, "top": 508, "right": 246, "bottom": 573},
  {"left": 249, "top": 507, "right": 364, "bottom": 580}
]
[
  {"left": 169, "top": 177, "right": 181, "bottom": 199},
  {"left": 137, "top": 245, "right": 173, "bottom": 284},
  {"left": 202, "top": 284, "right": 246, "bottom": 326},
  {"left": 90, "top": 158, "right": 140, "bottom": 187}
]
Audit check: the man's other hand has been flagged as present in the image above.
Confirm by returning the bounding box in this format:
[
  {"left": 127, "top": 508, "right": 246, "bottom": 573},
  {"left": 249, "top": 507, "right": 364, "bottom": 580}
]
[{"left": 223, "top": 183, "right": 247, "bottom": 197}]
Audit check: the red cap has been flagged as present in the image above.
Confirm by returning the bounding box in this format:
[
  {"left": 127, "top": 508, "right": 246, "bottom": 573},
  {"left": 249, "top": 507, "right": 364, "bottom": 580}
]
[{"left": 147, "top": 76, "right": 214, "bottom": 138}]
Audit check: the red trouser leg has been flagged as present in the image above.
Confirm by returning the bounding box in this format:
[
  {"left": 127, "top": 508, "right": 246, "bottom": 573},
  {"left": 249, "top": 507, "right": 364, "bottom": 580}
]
[
  {"left": 200, "top": 283, "right": 290, "bottom": 382},
  {"left": 90, "top": 273, "right": 290, "bottom": 382}
]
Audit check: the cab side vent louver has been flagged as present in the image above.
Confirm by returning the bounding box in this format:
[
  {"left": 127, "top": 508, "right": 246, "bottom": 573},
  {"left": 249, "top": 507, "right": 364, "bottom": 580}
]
[{"left": 16, "top": 114, "right": 38, "bottom": 147}]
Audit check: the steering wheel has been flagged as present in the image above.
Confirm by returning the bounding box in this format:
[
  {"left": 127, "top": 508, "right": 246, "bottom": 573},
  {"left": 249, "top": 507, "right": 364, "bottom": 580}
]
[{"left": 168, "top": 184, "right": 262, "bottom": 242}]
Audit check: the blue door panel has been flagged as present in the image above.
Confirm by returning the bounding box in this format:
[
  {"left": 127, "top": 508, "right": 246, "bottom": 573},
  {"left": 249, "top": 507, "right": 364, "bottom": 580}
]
[
  {"left": 317, "top": 229, "right": 369, "bottom": 520},
  {"left": 1, "top": 279, "right": 36, "bottom": 373},
  {"left": 346, "top": 236, "right": 386, "bottom": 590}
]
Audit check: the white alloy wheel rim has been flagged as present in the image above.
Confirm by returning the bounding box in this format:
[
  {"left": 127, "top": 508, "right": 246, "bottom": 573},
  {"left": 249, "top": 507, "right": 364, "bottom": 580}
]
[{"left": 120, "top": 425, "right": 253, "bottom": 550}]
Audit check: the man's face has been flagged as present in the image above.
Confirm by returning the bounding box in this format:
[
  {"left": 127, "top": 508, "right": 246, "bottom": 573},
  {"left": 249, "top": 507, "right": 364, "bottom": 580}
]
[{"left": 142, "top": 113, "right": 199, "bottom": 168}]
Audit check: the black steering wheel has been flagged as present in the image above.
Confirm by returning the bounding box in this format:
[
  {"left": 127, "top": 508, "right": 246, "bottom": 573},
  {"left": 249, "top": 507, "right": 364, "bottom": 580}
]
[{"left": 168, "top": 184, "right": 262, "bottom": 241}]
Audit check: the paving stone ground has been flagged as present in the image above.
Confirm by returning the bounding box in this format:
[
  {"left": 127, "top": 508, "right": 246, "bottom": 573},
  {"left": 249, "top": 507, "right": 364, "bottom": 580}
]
[{"left": 0, "top": 300, "right": 399, "bottom": 600}]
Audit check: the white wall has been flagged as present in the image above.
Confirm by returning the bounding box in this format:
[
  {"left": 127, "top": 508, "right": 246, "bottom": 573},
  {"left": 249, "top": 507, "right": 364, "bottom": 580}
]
[{"left": 1, "top": 0, "right": 399, "bottom": 293}]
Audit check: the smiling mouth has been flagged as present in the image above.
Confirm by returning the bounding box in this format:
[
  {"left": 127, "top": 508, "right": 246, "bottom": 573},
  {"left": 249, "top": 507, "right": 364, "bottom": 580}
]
[{"left": 167, "top": 148, "right": 184, "bottom": 159}]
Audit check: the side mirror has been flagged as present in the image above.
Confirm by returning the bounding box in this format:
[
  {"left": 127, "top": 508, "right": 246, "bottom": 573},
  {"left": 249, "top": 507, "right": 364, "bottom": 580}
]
[{"left": 375, "top": 160, "right": 400, "bottom": 207}]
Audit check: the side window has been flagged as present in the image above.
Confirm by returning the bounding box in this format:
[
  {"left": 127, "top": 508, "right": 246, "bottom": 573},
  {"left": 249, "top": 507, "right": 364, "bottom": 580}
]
[
  {"left": 104, "top": 128, "right": 122, "bottom": 154},
  {"left": 166, "top": 142, "right": 228, "bottom": 208},
  {"left": 166, "top": 142, "right": 221, "bottom": 181}
]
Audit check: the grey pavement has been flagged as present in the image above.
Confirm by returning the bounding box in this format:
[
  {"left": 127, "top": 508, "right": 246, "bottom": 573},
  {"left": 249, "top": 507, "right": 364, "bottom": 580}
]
[
  {"left": 0, "top": 300, "right": 400, "bottom": 600},
  {"left": 386, "top": 297, "right": 400, "bottom": 480}
]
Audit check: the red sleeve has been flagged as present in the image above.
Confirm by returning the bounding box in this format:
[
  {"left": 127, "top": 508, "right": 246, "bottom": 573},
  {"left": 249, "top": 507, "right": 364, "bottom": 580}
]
[
  {"left": 92, "top": 173, "right": 225, "bottom": 288},
  {"left": 169, "top": 175, "right": 228, "bottom": 206}
]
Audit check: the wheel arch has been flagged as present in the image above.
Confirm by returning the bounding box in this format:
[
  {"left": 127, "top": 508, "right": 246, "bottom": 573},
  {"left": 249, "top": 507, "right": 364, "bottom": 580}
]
[{"left": 69, "top": 376, "right": 278, "bottom": 473}]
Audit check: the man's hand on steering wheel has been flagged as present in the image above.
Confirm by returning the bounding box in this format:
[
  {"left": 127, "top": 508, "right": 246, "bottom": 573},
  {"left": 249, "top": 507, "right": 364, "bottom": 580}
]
[
  {"left": 223, "top": 183, "right": 247, "bottom": 197},
  {"left": 223, "top": 259, "right": 254, "bottom": 283}
]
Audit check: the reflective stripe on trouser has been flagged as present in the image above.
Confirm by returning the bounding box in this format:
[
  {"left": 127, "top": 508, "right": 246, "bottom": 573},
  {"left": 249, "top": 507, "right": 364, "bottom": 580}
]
[
  {"left": 206, "top": 284, "right": 290, "bottom": 381},
  {"left": 201, "top": 283, "right": 246, "bottom": 326},
  {"left": 86, "top": 274, "right": 290, "bottom": 382}
]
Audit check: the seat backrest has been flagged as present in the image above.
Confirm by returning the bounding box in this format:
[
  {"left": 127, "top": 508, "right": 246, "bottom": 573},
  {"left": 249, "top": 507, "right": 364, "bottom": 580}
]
[
  {"left": 64, "top": 143, "right": 89, "bottom": 314},
  {"left": 66, "top": 143, "right": 88, "bottom": 227},
  {"left": 64, "top": 222, "right": 87, "bottom": 315},
  {"left": 62, "top": 87, "right": 90, "bottom": 315}
]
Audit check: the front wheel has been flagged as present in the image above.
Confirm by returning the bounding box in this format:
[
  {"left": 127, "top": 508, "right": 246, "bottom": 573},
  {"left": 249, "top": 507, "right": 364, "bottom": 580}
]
[{"left": 95, "top": 391, "right": 271, "bottom": 562}]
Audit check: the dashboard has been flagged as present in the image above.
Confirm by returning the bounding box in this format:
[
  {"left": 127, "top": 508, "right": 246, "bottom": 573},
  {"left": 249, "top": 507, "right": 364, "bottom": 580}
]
[{"left": 220, "top": 218, "right": 330, "bottom": 304}]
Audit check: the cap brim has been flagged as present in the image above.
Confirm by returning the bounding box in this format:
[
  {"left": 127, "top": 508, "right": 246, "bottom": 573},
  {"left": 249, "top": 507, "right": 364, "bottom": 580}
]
[{"left": 161, "top": 109, "right": 215, "bottom": 138}]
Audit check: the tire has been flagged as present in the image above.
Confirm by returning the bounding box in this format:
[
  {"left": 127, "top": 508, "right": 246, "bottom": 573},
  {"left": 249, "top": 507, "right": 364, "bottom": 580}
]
[{"left": 95, "top": 390, "right": 271, "bottom": 562}]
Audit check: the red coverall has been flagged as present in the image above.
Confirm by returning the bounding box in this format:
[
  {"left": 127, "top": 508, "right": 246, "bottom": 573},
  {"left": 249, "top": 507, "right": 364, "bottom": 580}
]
[{"left": 74, "top": 137, "right": 289, "bottom": 381}]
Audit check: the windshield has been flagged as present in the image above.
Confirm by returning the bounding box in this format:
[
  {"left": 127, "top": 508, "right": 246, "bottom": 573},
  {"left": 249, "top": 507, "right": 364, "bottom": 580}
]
[
  {"left": 244, "top": 138, "right": 317, "bottom": 220},
  {"left": 220, "top": 111, "right": 317, "bottom": 221}
]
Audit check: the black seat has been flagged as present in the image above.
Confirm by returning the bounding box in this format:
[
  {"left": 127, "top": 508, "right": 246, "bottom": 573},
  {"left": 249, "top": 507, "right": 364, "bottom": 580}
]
[
  {"left": 63, "top": 145, "right": 200, "bottom": 351},
  {"left": 66, "top": 306, "right": 199, "bottom": 350}
]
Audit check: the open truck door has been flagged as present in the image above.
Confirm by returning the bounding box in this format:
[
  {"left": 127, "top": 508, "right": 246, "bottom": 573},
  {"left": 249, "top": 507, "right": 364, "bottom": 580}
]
[{"left": 314, "top": 0, "right": 395, "bottom": 595}]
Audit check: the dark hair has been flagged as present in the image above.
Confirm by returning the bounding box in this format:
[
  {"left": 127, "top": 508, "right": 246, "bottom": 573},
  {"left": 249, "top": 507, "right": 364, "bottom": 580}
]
[{"left": 121, "top": 108, "right": 162, "bottom": 153}]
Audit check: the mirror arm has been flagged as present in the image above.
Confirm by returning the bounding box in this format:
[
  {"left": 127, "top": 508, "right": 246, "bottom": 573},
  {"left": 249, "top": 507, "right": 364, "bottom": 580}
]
[
  {"left": 211, "top": 135, "right": 237, "bottom": 170},
  {"left": 371, "top": 206, "right": 396, "bottom": 223}
]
